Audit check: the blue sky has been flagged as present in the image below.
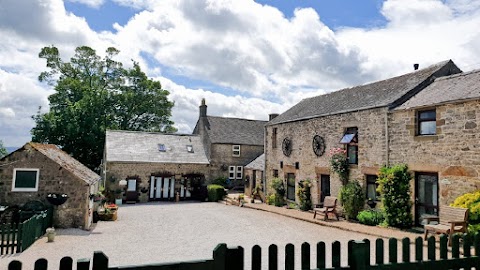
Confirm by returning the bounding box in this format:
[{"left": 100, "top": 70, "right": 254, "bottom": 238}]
[{"left": 2, "top": 0, "right": 480, "bottom": 147}]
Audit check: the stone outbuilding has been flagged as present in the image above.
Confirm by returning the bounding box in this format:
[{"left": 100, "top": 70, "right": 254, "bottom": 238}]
[
  {"left": 264, "top": 60, "right": 463, "bottom": 226},
  {"left": 244, "top": 154, "right": 264, "bottom": 196},
  {"left": 104, "top": 131, "right": 210, "bottom": 202},
  {"left": 0, "top": 142, "right": 100, "bottom": 229},
  {"left": 193, "top": 99, "right": 267, "bottom": 188}
]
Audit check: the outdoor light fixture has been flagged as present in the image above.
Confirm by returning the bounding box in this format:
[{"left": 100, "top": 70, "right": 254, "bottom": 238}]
[{"left": 119, "top": 179, "right": 127, "bottom": 186}]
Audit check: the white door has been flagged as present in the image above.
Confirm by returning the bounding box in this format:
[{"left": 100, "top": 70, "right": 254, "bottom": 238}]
[
  {"left": 155, "top": 177, "right": 162, "bottom": 199},
  {"left": 169, "top": 178, "right": 175, "bottom": 198},
  {"left": 150, "top": 176, "right": 155, "bottom": 199},
  {"left": 163, "top": 177, "right": 170, "bottom": 198}
]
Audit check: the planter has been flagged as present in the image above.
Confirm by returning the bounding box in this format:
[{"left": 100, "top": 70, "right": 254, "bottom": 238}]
[
  {"left": 367, "top": 200, "right": 377, "bottom": 209},
  {"left": 46, "top": 227, "right": 55, "bottom": 242},
  {"left": 46, "top": 193, "right": 68, "bottom": 206},
  {"left": 115, "top": 199, "right": 123, "bottom": 205}
]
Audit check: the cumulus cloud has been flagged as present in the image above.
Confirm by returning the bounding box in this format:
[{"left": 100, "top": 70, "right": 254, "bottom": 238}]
[{"left": 66, "top": 0, "right": 105, "bottom": 8}]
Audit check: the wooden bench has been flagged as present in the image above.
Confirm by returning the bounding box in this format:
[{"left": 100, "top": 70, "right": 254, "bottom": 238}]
[
  {"left": 423, "top": 206, "right": 469, "bottom": 245},
  {"left": 313, "top": 196, "right": 339, "bottom": 221}
]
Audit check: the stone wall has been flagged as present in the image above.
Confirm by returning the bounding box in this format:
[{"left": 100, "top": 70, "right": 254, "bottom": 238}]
[
  {"left": 244, "top": 168, "right": 264, "bottom": 196},
  {"left": 389, "top": 100, "right": 480, "bottom": 206},
  {"left": 106, "top": 162, "right": 210, "bottom": 202},
  {"left": 0, "top": 146, "right": 91, "bottom": 229},
  {"left": 265, "top": 107, "right": 388, "bottom": 205},
  {"left": 209, "top": 143, "right": 264, "bottom": 184}
]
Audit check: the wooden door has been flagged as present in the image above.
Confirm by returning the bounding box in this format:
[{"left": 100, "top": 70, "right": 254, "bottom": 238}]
[
  {"left": 286, "top": 173, "right": 295, "bottom": 201},
  {"left": 126, "top": 179, "right": 139, "bottom": 202},
  {"left": 415, "top": 172, "right": 439, "bottom": 226},
  {"left": 320, "top": 174, "right": 331, "bottom": 203}
]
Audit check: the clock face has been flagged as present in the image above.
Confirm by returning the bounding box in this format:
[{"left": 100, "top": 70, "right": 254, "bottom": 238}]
[
  {"left": 312, "top": 135, "right": 326, "bottom": 157},
  {"left": 282, "top": 137, "right": 292, "bottom": 157}
]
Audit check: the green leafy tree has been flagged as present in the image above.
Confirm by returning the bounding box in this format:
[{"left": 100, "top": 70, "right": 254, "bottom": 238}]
[
  {"left": 32, "top": 46, "right": 176, "bottom": 170},
  {"left": 377, "top": 164, "right": 413, "bottom": 228},
  {"left": 339, "top": 180, "right": 365, "bottom": 220},
  {"left": 0, "top": 140, "right": 8, "bottom": 158}
]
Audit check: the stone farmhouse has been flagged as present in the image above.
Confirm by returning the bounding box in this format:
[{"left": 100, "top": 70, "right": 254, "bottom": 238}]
[
  {"left": 104, "top": 99, "right": 266, "bottom": 202},
  {"left": 0, "top": 142, "right": 100, "bottom": 229},
  {"left": 264, "top": 60, "right": 472, "bottom": 226}
]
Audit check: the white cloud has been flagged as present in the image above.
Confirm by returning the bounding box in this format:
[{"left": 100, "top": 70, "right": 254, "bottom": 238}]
[{"left": 66, "top": 0, "right": 105, "bottom": 8}]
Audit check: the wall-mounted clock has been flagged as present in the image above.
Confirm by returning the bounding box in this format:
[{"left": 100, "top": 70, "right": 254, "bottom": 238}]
[
  {"left": 312, "top": 135, "right": 326, "bottom": 157},
  {"left": 282, "top": 137, "right": 292, "bottom": 157}
]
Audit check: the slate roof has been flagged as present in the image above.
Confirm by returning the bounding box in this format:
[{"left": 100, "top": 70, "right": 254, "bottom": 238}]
[
  {"left": 268, "top": 60, "right": 461, "bottom": 125},
  {"left": 105, "top": 130, "right": 209, "bottom": 164},
  {"left": 397, "top": 69, "right": 480, "bottom": 110},
  {"left": 203, "top": 116, "right": 267, "bottom": 146},
  {"left": 29, "top": 143, "right": 100, "bottom": 185},
  {"left": 245, "top": 153, "right": 264, "bottom": 171}
]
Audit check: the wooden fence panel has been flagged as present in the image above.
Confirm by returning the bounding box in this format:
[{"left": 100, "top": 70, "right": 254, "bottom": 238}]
[
  {"left": 59, "top": 257, "right": 73, "bottom": 270},
  {"left": 427, "top": 236, "right": 435, "bottom": 261},
  {"left": 332, "top": 241, "right": 341, "bottom": 268},
  {"left": 301, "top": 242, "right": 310, "bottom": 270},
  {"left": 316, "top": 241, "right": 326, "bottom": 269},
  {"left": 268, "top": 244, "right": 278, "bottom": 270},
  {"left": 401, "top": 238, "right": 409, "bottom": 263},
  {"left": 8, "top": 260, "right": 22, "bottom": 270},
  {"left": 285, "top": 243, "right": 294, "bottom": 270},
  {"left": 34, "top": 258, "right": 48, "bottom": 270},
  {"left": 251, "top": 245, "right": 261, "bottom": 270},
  {"left": 376, "top": 239, "right": 384, "bottom": 265}
]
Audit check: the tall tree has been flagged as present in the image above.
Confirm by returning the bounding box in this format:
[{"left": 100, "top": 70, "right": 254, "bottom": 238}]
[
  {"left": 0, "top": 140, "right": 7, "bottom": 158},
  {"left": 32, "top": 46, "right": 176, "bottom": 170}
]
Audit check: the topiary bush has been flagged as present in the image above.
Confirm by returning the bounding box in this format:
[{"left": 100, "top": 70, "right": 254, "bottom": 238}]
[
  {"left": 377, "top": 164, "right": 413, "bottom": 228},
  {"left": 297, "top": 179, "right": 312, "bottom": 211},
  {"left": 451, "top": 190, "right": 480, "bottom": 234},
  {"left": 207, "top": 184, "right": 226, "bottom": 202},
  {"left": 339, "top": 180, "right": 365, "bottom": 220},
  {"left": 357, "top": 209, "right": 385, "bottom": 226}
]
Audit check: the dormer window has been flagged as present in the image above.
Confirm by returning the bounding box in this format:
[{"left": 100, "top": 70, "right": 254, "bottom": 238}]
[
  {"left": 158, "top": 144, "right": 166, "bottom": 152},
  {"left": 186, "top": 145, "right": 194, "bottom": 153}
]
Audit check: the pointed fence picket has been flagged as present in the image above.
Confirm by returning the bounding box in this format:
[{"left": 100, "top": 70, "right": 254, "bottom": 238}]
[{"left": 6, "top": 234, "right": 480, "bottom": 270}]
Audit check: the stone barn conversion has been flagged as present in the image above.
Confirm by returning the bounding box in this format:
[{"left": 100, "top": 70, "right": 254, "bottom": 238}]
[
  {"left": 0, "top": 142, "right": 100, "bottom": 229},
  {"left": 264, "top": 60, "right": 468, "bottom": 226},
  {"left": 104, "top": 131, "right": 210, "bottom": 203}
]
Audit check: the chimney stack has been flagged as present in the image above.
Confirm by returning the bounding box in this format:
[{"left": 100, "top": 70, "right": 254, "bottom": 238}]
[
  {"left": 269, "top": 113, "right": 279, "bottom": 121},
  {"left": 199, "top": 98, "right": 207, "bottom": 117},
  {"left": 414, "top": 63, "right": 419, "bottom": 70}
]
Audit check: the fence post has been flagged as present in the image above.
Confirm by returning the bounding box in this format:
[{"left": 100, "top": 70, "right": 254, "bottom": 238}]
[
  {"left": 8, "top": 260, "right": 22, "bottom": 270},
  {"left": 76, "top": 258, "right": 90, "bottom": 270},
  {"left": 350, "top": 241, "right": 368, "bottom": 270},
  {"left": 225, "top": 246, "right": 244, "bottom": 270},
  {"left": 93, "top": 251, "right": 109, "bottom": 270},
  {"left": 34, "top": 258, "right": 48, "bottom": 270},
  {"left": 213, "top": 243, "right": 227, "bottom": 270}
]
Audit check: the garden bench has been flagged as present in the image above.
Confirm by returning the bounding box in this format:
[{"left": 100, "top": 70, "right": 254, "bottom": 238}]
[
  {"left": 313, "top": 196, "right": 339, "bottom": 221},
  {"left": 423, "top": 206, "right": 468, "bottom": 245}
]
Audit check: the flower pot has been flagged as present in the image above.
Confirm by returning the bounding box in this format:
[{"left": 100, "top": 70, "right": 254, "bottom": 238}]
[{"left": 46, "top": 227, "right": 55, "bottom": 242}]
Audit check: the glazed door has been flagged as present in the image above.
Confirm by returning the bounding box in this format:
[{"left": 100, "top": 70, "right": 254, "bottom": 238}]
[
  {"left": 286, "top": 173, "right": 295, "bottom": 201},
  {"left": 415, "top": 173, "right": 439, "bottom": 226},
  {"left": 320, "top": 174, "right": 331, "bottom": 203},
  {"left": 125, "top": 179, "right": 139, "bottom": 202}
]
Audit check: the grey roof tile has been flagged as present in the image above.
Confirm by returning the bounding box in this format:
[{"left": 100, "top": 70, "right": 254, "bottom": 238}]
[
  {"left": 204, "top": 116, "right": 267, "bottom": 145},
  {"left": 245, "top": 153, "right": 264, "bottom": 170},
  {"left": 29, "top": 143, "right": 100, "bottom": 185},
  {"left": 397, "top": 69, "right": 480, "bottom": 110},
  {"left": 106, "top": 131, "right": 209, "bottom": 164},
  {"left": 268, "top": 60, "right": 460, "bottom": 125}
]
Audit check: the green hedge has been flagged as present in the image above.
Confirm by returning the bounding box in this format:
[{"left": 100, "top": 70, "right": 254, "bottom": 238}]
[
  {"left": 451, "top": 190, "right": 480, "bottom": 234},
  {"left": 357, "top": 210, "right": 385, "bottom": 226},
  {"left": 207, "top": 184, "right": 226, "bottom": 202},
  {"left": 339, "top": 180, "right": 365, "bottom": 220}
]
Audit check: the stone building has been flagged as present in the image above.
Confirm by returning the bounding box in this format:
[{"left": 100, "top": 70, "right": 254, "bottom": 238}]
[
  {"left": 193, "top": 99, "right": 267, "bottom": 188},
  {"left": 389, "top": 69, "right": 480, "bottom": 224},
  {"left": 244, "top": 154, "right": 264, "bottom": 196},
  {"left": 104, "top": 131, "right": 210, "bottom": 202},
  {"left": 264, "top": 60, "right": 463, "bottom": 225},
  {"left": 0, "top": 142, "right": 100, "bottom": 229}
]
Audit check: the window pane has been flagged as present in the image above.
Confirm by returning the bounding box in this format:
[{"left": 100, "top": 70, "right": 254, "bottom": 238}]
[
  {"left": 419, "top": 110, "right": 436, "bottom": 120},
  {"left": 367, "top": 184, "right": 377, "bottom": 200},
  {"left": 347, "top": 145, "right": 357, "bottom": 164},
  {"left": 127, "top": 179, "right": 136, "bottom": 191},
  {"left": 340, "top": 133, "right": 356, "bottom": 144},
  {"left": 420, "top": 121, "right": 436, "bottom": 135},
  {"left": 15, "top": 171, "right": 37, "bottom": 188}
]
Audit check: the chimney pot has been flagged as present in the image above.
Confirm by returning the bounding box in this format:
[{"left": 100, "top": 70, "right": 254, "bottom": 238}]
[
  {"left": 199, "top": 99, "right": 207, "bottom": 117},
  {"left": 414, "top": 63, "right": 419, "bottom": 70}
]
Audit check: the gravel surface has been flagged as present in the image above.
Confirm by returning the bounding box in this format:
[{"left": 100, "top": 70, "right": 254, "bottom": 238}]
[{"left": 0, "top": 202, "right": 428, "bottom": 270}]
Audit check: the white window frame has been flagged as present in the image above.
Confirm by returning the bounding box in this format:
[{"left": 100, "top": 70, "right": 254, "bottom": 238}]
[
  {"left": 236, "top": 166, "right": 243, "bottom": 179},
  {"left": 12, "top": 168, "right": 40, "bottom": 192},
  {"left": 232, "top": 145, "right": 241, "bottom": 157},
  {"left": 228, "top": 166, "right": 236, "bottom": 180}
]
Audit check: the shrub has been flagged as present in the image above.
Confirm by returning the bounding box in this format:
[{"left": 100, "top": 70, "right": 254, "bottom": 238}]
[
  {"left": 451, "top": 190, "right": 480, "bottom": 234},
  {"left": 210, "top": 177, "right": 229, "bottom": 187},
  {"left": 377, "top": 164, "right": 413, "bottom": 228},
  {"left": 267, "top": 194, "right": 284, "bottom": 206},
  {"left": 339, "top": 180, "right": 365, "bottom": 220},
  {"left": 357, "top": 210, "right": 385, "bottom": 226},
  {"left": 329, "top": 148, "right": 349, "bottom": 185},
  {"left": 288, "top": 202, "right": 298, "bottom": 209},
  {"left": 270, "top": 177, "right": 286, "bottom": 197},
  {"left": 297, "top": 179, "right": 312, "bottom": 211},
  {"left": 207, "top": 184, "right": 226, "bottom": 202}
]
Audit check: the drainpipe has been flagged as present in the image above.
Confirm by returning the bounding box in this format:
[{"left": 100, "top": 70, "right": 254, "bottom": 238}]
[{"left": 385, "top": 110, "right": 390, "bottom": 166}]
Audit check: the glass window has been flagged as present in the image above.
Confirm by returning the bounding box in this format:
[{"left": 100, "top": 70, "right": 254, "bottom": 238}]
[
  {"left": 232, "top": 145, "right": 241, "bottom": 157},
  {"left": 366, "top": 175, "right": 380, "bottom": 201},
  {"left": 236, "top": 166, "right": 243, "bottom": 179},
  {"left": 273, "top": 169, "right": 279, "bottom": 177},
  {"left": 272, "top": 128, "right": 277, "bottom": 149},
  {"left": 127, "top": 179, "right": 137, "bottom": 191},
  {"left": 228, "top": 166, "right": 235, "bottom": 179},
  {"left": 186, "top": 145, "right": 194, "bottom": 153},
  {"left": 418, "top": 109, "right": 436, "bottom": 135},
  {"left": 340, "top": 127, "right": 358, "bottom": 164},
  {"left": 13, "top": 168, "right": 39, "bottom": 191},
  {"left": 347, "top": 145, "right": 358, "bottom": 164}
]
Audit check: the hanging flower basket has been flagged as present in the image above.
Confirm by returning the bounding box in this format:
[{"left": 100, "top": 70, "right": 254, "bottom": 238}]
[{"left": 46, "top": 193, "right": 69, "bottom": 206}]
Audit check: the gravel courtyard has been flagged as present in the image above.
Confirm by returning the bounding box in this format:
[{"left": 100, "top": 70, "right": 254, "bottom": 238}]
[{"left": 1, "top": 202, "right": 395, "bottom": 269}]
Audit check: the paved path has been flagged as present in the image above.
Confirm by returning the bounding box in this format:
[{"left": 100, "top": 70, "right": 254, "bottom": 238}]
[{"left": 0, "top": 202, "right": 426, "bottom": 270}]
